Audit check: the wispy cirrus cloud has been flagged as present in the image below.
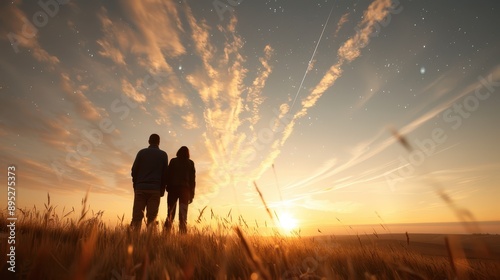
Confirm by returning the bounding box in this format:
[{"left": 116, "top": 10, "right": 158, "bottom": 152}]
[
  {"left": 0, "top": 97, "right": 73, "bottom": 153},
  {"left": 300, "top": 197, "right": 361, "bottom": 213},
  {"left": 60, "top": 72, "right": 106, "bottom": 122},
  {"left": 0, "top": 3, "right": 59, "bottom": 66},
  {"left": 95, "top": 1, "right": 202, "bottom": 128},
  {"left": 399, "top": 65, "right": 500, "bottom": 136},
  {"left": 87, "top": 0, "right": 396, "bottom": 201},
  {"left": 246, "top": 44, "right": 274, "bottom": 131},
  {"left": 146, "top": 0, "right": 406, "bottom": 207},
  {"left": 334, "top": 12, "right": 350, "bottom": 37},
  {"left": 96, "top": 0, "right": 185, "bottom": 72},
  {"left": 253, "top": 0, "right": 395, "bottom": 181},
  {"left": 273, "top": 64, "right": 500, "bottom": 204},
  {"left": 120, "top": 79, "right": 147, "bottom": 104},
  {"left": 245, "top": 0, "right": 498, "bottom": 209},
  {"left": 182, "top": 10, "right": 277, "bottom": 193}
]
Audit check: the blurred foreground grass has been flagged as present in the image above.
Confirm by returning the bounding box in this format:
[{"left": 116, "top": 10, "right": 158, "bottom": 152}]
[{"left": 1, "top": 196, "right": 499, "bottom": 280}]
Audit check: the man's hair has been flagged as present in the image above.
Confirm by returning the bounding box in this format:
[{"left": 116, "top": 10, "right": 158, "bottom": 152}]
[
  {"left": 148, "top": 134, "right": 160, "bottom": 145},
  {"left": 176, "top": 146, "right": 190, "bottom": 159}
]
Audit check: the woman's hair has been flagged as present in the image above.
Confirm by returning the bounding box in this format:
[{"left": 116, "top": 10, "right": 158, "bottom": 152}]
[{"left": 176, "top": 146, "right": 190, "bottom": 159}]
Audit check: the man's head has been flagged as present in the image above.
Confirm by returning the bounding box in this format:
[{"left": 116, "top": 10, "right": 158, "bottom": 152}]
[{"left": 148, "top": 134, "right": 160, "bottom": 146}]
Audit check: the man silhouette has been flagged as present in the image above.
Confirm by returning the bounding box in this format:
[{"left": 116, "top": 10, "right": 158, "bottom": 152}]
[{"left": 130, "top": 134, "right": 168, "bottom": 230}]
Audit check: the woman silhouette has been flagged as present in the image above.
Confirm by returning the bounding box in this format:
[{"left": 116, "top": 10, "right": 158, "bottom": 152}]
[{"left": 164, "top": 146, "right": 196, "bottom": 234}]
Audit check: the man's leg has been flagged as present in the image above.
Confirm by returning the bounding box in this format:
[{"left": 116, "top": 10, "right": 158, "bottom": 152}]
[
  {"left": 131, "top": 190, "right": 147, "bottom": 231},
  {"left": 145, "top": 190, "right": 161, "bottom": 228}
]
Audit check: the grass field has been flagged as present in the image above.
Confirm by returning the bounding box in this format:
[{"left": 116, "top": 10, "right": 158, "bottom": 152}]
[{"left": 1, "top": 197, "right": 499, "bottom": 280}]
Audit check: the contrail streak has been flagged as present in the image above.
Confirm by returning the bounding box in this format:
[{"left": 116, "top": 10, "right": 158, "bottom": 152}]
[{"left": 290, "top": 4, "right": 335, "bottom": 111}]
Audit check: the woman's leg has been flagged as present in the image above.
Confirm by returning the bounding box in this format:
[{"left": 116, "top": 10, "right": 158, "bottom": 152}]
[
  {"left": 164, "top": 192, "right": 178, "bottom": 232},
  {"left": 178, "top": 189, "right": 190, "bottom": 234}
]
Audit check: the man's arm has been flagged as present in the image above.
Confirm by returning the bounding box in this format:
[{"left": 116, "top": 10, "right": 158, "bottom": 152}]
[
  {"left": 131, "top": 151, "right": 141, "bottom": 184},
  {"left": 161, "top": 153, "right": 169, "bottom": 191}
]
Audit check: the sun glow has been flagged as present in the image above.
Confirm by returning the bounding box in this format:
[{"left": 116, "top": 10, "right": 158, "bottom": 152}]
[{"left": 278, "top": 212, "right": 298, "bottom": 232}]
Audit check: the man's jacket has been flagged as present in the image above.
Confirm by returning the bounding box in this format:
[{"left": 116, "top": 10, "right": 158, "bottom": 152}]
[{"left": 131, "top": 145, "right": 168, "bottom": 192}]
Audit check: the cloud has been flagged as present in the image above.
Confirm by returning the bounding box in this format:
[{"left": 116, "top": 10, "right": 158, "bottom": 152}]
[
  {"left": 278, "top": 65, "right": 500, "bottom": 199},
  {"left": 399, "top": 65, "right": 500, "bottom": 136},
  {"left": 60, "top": 72, "right": 106, "bottom": 123},
  {"left": 281, "top": 158, "right": 338, "bottom": 192},
  {"left": 121, "top": 79, "right": 147, "bottom": 104},
  {"left": 0, "top": 0, "right": 421, "bottom": 205},
  {"left": 337, "top": 0, "right": 392, "bottom": 62},
  {"left": 94, "top": 1, "right": 204, "bottom": 130},
  {"left": 96, "top": 0, "right": 185, "bottom": 72},
  {"left": 0, "top": 3, "right": 59, "bottom": 66},
  {"left": 0, "top": 101, "right": 115, "bottom": 195},
  {"left": 301, "top": 196, "right": 360, "bottom": 213},
  {"left": 246, "top": 45, "right": 274, "bottom": 130},
  {"left": 183, "top": 11, "right": 277, "bottom": 194},
  {"left": 182, "top": 112, "right": 199, "bottom": 129},
  {"left": 319, "top": 66, "right": 500, "bottom": 184},
  {"left": 334, "top": 12, "right": 350, "bottom": 37},
  {"left": 96, "top": 9, "right": 127, "bottom": 66},
  {"left": 0, "top": 95, "right": 76, "bottom": 154},
  {"left": 149, "top": 8, "right": 361, "bottom": 207},
  {"left": 253, "top": 0, "right": 395, "bottom": 180},
  {"left": 0, "top": 74, "right": 130, "bottom": 196}
]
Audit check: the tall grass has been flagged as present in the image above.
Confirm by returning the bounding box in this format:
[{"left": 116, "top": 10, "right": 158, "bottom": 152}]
[
  {"left": 388, "top": 127, "right": 499, "bottom": 279},
  {"left": 1, "top": 129, "right": 498, "bottom": 279},
  {"left": 1, "top": 194, "right": 498, "bottom": 279}
]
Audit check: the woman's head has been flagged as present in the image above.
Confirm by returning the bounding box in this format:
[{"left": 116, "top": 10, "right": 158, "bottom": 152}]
[{"left": 176, "top": 146, "right": 190, "bottom": 159}]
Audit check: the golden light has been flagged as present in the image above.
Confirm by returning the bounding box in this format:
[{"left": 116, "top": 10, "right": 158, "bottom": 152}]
[{"left": 278, "top": 211, "right": 298, "bottom": 232}]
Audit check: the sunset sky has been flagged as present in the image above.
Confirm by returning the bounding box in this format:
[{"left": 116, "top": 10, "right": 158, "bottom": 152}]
[{"left": 1, "top": 0, "right": 499, "bottom": 235}]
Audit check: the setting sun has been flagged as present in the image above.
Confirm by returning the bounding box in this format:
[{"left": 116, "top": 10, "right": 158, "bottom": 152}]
[{"left": 278, "top": 212, "right": 298, "bottom": 232}]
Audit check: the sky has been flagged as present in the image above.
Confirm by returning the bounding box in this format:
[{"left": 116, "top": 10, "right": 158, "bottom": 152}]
[{"left": 1, "top": 0, "right": 499, "bottom": 235}]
